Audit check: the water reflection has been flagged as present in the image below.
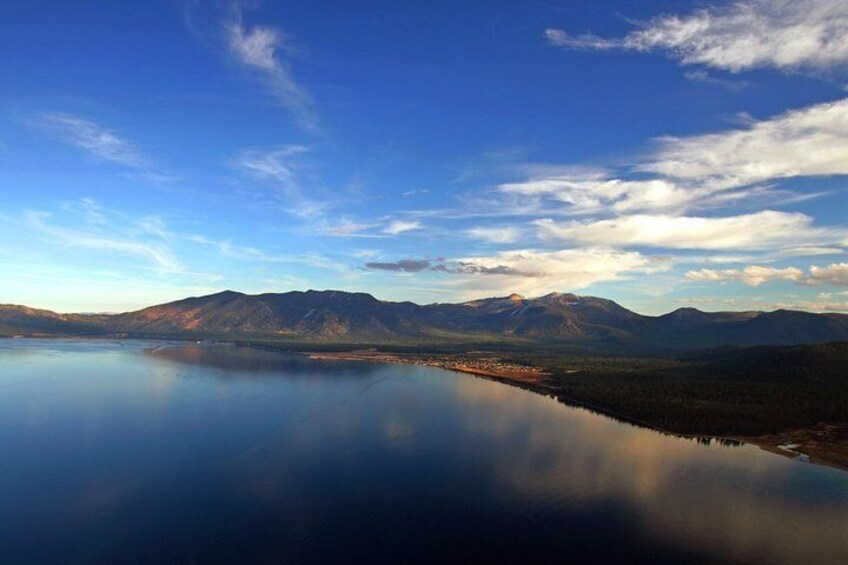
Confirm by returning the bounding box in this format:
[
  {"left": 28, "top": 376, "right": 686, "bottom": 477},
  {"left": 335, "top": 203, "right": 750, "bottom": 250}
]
[
  {"left": 1, "top": 340, "right": 847, "bottom": 564},
  {"left": 447, "top": 375, "right": 848, "bottom": 563},
  {"left": 144, "top": 343, "right": 380, "bottom": 375}
]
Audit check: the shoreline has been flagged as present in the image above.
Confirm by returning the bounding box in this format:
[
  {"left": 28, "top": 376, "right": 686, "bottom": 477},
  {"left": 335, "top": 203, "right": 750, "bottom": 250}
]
[
  {"left": 305, "top": 349, "right": 848, "bottom": 473},
  {"left": 4, "top": 337, "right": 845, "bottom": 473}
]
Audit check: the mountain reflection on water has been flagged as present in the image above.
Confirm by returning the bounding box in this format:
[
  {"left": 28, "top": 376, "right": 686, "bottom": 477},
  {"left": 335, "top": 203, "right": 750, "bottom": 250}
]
[{"left": 1, "top": 340, "right": 847, "bottom": 564}]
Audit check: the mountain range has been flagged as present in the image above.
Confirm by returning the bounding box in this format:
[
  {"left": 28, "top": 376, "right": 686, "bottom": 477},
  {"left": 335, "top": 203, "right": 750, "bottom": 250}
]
[{"left": 3, "top": 289, "right": 848, "bottom": 352}]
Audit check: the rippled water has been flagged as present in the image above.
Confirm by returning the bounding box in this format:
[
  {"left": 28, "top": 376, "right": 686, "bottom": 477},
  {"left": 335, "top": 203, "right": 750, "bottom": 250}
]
[{"left": 1, "top": 339, "right": 847, "bottom": 564}]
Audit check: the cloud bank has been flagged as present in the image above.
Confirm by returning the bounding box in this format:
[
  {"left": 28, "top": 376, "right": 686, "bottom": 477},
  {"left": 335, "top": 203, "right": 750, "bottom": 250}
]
[{"left": 687, "top": 262, "right": 848, "bottom": 287}]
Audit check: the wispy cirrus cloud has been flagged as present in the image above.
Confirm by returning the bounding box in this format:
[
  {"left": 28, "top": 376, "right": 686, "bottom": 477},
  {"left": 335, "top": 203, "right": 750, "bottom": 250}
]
[
  {"left": 322, "top": 218, "right": 381, "bottom": 237},
  {"left": 382, "top": 220, "right": 422, "bottom": 235},
  {"left": 22, "top": 210, "right": 184, "bottom": 273},
  {"left": 183, "top": 233, "right": 345, "bottom": 271},
  {"left": 545, "top": 0, "right": 848, "bottom": 74},
  {"left": 35, "top": 113, "right": 172, "bottom": 181},
  {"left": 225, "top": 6, "right": 316, "bottom": 131},
  {"left": 235, "top": 144, "right": 329, "bottom": 218},
  {"left": 237, "top": 144, "right": 308, "bottom": 196},
  {"left": 684, "top": 70, "right": 748, "bottom": 92},
  {"left": 37, "top": 113, "right": 146, "bottom": 166}
]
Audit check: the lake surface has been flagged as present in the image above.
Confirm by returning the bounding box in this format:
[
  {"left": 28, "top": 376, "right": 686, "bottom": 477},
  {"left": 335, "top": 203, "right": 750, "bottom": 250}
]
[{"left": 1, "top": 339, "right": 847, "bottom": 564}]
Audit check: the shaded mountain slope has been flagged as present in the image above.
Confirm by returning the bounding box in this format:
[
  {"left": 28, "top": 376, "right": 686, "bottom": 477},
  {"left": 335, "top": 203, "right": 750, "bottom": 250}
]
[
  {"left": 3, "top": 290, "right": 848, "bottom": 350},
  {"left": 0, "top": 305, "right": 102, "bottom": 336}
]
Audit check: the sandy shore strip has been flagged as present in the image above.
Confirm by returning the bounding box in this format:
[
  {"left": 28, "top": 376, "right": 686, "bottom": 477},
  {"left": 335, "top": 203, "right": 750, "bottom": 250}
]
[{"left": 305, "top": 349, "right": 848, "bottom": 473}]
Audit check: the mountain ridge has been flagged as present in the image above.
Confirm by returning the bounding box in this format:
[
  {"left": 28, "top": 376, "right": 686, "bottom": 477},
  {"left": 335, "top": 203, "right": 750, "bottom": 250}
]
[{"left": 2, "top": 289, "right": 848, "bottom": 351}]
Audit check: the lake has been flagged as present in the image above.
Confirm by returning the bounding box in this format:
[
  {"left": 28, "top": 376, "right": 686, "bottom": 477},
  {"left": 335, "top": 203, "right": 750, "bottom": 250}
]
[{"left": 1, "top": 339, "right": 847, "bottom": 564}]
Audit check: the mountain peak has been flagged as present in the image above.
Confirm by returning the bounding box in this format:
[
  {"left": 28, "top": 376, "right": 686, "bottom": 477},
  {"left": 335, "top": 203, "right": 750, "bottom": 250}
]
[
  {"left": 214, "top": 289, "right": 243, "bottom": 297},
  {"left": 6, "top": 288, "right": 848, "bottom": 350},
  {"left": 666, "top": 307, "right": 705, "bottom": 317}
]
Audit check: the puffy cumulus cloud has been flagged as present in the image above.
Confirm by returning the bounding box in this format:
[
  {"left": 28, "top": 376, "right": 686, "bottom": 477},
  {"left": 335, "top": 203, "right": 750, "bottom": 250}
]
[
  {"left": 546, "top": 0, "right": 848, "bottom": 73},
  {"left": 686, "top": 266, "right": 805, "bottom": 287},
  {"left": 686, "top": 261, "right": 848, "bottom": 287},
  {"left": 452, "top": 248, "right": 663, "bottom": 297},
  {"left": 808, "top": 262, "right": 848, "bottom": 285},
  {"left": 362, "top": 249, "right": 664, "bottom": 297},
  {"left": 535, "top": 211, "right": 846, "bottom": 251},
  {"left": 465, "top": 226, "right": 521, "bottom": 244},
  {"left": 226, "top": 9, "right": 315, "bottom": 130},
  {"left": 382, "top": 220, "right": 422, "bottom": 235},
  {"left": 498, "top": 98, "right": 848, "bottom": 215}
]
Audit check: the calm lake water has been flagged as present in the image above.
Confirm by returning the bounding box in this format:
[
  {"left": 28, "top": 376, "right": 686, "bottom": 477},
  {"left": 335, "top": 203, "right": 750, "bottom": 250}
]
[{"left": 1, "top": 339, "right": 847, "bottom": 564}]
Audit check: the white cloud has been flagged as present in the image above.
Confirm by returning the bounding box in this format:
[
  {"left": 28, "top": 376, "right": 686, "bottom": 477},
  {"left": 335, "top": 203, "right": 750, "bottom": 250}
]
[
  {"left": 546, "top": 0, "right": 848, "bottom": 73},
  {"left": 402, "top": 189, "right": 429, "bottom": 197},
  {"left": 37, "top": 113, "right": 149, "bottom": 170},
  {"left": 536, "top": 211, "right": 846, "bottom": 251},
  {"left": 23, "top": 210, "right": 183, "bottom": 273},
  {"left": 642, "top": 98, "right": 848, "bottom": 187},
  {"left": 686, "top": 261, "right": 848, "bottom": 287},
  {"left": 686, "top": 266, "right": 804, "bottom": 286},
  {"left": 684, "top": 70, "right": 748, "bottom": 91},
  {"left": 136, "top": 215, "right": 172, "bottom": 242},
  {"left": 466, "top": 226, "right": 520, "bottom": 244},
  {"left": 226, "top": 10, "right": 314, "bottom": 130},
  {"left": 323, "top": 218, "right": 380, "bottom": 237},
  {"left": 237, "top": 145, "right": 308, "bottom": 196},
  {"left": 674, "top": 295, "right": 848, "bottom": 313},
  {"left": 544, "top": 28, "right": 621, "bottom": 51},
  {"left": 770, "top": 247, "right": 845, "bottom": 259},
  {"left": 499, "top": 97, "right": 848, "bottom": 215},
  {"left": 184, "top": 233, "right": 344, "bottom": 271},
  {"left": 452, "top": 248, "right": 664, "bottom": 298},
  {"left": 236, "top": 145, "right": 328, "bottom": 217},
  {"left": 383, "top": 220, "right": 422, "bottom": 235},
  {"left": 809, "top": 262, "right": 848, "bottom": 285},
  {"left": 499, "top": 174, "right": 694, "bottom": 214}
]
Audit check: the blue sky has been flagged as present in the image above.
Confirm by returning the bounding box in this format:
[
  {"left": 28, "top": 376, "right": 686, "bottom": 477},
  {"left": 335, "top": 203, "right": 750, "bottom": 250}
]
[{"left": 2, "top": 0, "right": 848, "bottom": 314}]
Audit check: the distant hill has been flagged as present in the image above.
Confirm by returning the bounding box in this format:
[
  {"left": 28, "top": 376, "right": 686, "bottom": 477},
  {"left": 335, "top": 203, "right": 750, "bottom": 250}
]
[
  {"left": 0, "top": 304, "right": 101, "bottom": 337},
  {"left": 691, "top": 342, "right": 848, "bottom": 381},
  {"left": 3, "top": 289, "right": 848, "bottom": 351}
]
